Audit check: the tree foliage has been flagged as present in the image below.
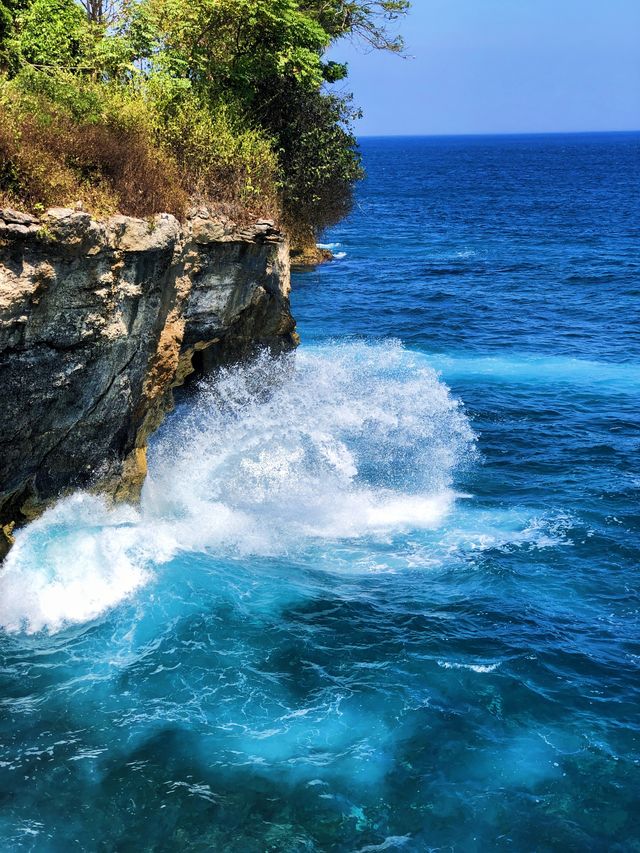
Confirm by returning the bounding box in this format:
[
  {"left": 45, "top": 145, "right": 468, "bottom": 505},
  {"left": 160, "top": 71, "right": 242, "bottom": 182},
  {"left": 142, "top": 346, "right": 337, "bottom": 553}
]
[
  {"left": 303, "top": 1, "right": 410, "bottom": 51},
  {"left": 0, "top": 0, "right": 409, "bottom": 235},
  {"left": 14, "top": 0, "right": 89, "bottom": 67}
]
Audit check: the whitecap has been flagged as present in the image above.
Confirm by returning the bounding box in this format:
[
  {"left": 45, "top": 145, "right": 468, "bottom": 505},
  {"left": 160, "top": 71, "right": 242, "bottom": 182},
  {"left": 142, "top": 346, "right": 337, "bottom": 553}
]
[
  {"left": 0, "top": 495, "right": 157, "bottom": 634},
  {"left": 437, "top": 660, "right": 501, "bottom": 673},
  {"left": 0, "top": 340, "right": 476, "bottom": 633}
]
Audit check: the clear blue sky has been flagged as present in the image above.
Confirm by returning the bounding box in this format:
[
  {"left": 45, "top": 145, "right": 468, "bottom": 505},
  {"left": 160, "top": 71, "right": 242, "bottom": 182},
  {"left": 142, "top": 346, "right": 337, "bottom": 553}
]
[{"left": 329, "top": 0, "right": 640, "bottom": 135}]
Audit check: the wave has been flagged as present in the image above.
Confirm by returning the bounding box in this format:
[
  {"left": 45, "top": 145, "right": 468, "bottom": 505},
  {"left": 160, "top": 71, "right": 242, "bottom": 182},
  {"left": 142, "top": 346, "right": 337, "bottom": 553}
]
[
  {"left": 437, "top": 660, "right": 501, "bottom": 673},
  {"left": 316, "top": 242, "right": 346, "bottom": 259},
  {"left": 0, "top": 341, "right": 475, "bottom": 634},
  {"left": 0, "top": 496, "right": 153, "bottom": 635},
  {"left": 425, "top": 352, "right": 640, "bottom": 393}
]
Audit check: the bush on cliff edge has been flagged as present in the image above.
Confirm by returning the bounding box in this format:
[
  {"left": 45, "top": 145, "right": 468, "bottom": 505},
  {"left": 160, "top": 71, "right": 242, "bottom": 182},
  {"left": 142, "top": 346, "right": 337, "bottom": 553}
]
[{"left": 0, "top": 0, "right": 409, "bottom": 234}]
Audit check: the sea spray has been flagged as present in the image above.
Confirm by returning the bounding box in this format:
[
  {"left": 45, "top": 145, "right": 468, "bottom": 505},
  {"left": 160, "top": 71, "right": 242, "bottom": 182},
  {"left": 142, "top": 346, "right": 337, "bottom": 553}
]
[
  {"left": 0, "top": 134, "right": 638, "bottom": 850},
  {"left": 0, "top": 341, "right": 475, "bottom": 634},
  {"left": 145, "top": 341, "right": 476, "bottom": 542}
]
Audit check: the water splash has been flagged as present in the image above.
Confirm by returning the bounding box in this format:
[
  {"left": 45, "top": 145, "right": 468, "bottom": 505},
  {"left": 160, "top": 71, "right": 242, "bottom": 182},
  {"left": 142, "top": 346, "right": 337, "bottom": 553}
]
[
  {"left": 0, "top": 341, "right": 475, "bottom": 634},
  {"left": 317, "top": 241, "right": 347, "bottom": 259},
  {"left": 0, "top": 496, "right": 153, "bottom": 634}
]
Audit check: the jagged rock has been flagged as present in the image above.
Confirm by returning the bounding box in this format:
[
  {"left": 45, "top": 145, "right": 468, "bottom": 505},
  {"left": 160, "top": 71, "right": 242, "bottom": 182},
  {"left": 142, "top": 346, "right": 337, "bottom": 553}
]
[
  {"left": 0, "top": 223, "right": 30, "bottom": 238},
  {"left": 0, "top": 208, "right": 38, "bottom": 226},
  {"left": 191, "top": 216, "right": 226, "bottom": 245},
  {"left": 109, "top": 213, "right": 180, "bottom": 253},
  {"left": 0, "top": 208, "right": 296, "bottom": 558},
  {"left": 39, "top": 208, "right": 110, "bottom": 253},
  {"left": 290, "top": 244, "right": 334, "bottom": 269}
]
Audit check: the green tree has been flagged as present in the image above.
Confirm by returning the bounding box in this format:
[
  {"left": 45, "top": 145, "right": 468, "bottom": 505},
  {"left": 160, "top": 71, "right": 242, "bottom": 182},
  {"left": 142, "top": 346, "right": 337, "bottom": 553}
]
[
  {"left": 130, "top": 0, "right": 408, "bottom": 236},
  {"left": 135, "top": 0, "right": 331, "bottom": 99},
  {"left": 270, "top": 84, "right": 363, "bottom": 241},
  {"left": 302, "top": 1, "right": 410, "bottom": 51},
  {"left": 0, "top": 0, "right": 30, "bottom": 71},
  {"left": 15, "top": 0, "right": 91, "bottom": 68},
  {"left": 0, "top": 0, "right": 410, "bottom": 234}
]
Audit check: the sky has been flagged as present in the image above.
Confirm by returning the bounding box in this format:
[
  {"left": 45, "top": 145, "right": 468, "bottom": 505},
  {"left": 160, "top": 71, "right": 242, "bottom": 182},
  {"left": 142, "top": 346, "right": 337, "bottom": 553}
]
[{"left": 328, "top": 0, "right": 640, "bottom": 135}]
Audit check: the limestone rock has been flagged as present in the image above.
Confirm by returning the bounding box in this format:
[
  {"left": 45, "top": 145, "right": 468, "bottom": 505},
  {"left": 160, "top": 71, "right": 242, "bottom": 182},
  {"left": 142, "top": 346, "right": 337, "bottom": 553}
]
[
  {"left": 109, "top": 213, "right": 181, "bottom": 253},
  {"left": 0, "top": 209, "right": 296, "bottom": 557},
  {"left": 191, "top": 216, "right": 226, "bottom": 245},
  {"left": 0, "top": 208, "right": 38, "bottom": 226},
  {"left": 290, "top": 244, "right": 334, "bottom": 269}
]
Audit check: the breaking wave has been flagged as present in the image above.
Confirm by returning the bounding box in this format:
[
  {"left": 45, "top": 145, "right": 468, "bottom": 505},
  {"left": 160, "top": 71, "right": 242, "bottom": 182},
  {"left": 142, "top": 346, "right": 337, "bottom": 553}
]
[{"left": 0, "top": 341, "right": 475, "bottom": 633}]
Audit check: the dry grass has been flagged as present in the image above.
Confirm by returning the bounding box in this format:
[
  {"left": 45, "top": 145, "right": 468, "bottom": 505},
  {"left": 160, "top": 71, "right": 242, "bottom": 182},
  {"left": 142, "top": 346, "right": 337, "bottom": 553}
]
[
  {"left": 159, "top": 99, "right": 282, "bottom": 225},
  {"left": 0, "top": 104, "right": 189, "bottom": 219},
  {"left": 0, "top": 77, "right": 285, "bottom": 225}
]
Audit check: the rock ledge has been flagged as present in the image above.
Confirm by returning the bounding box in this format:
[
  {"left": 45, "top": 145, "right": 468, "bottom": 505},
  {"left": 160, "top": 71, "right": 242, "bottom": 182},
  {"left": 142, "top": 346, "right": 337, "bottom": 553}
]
[{"left": 0, "top": 208, "right": 296, "bottom": 557}]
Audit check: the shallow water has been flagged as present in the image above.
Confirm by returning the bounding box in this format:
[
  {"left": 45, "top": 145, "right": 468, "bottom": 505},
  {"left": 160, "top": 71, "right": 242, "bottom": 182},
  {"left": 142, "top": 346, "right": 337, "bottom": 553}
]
[{"left": 1, "top": 133, "right": 639, "bottom": 850}]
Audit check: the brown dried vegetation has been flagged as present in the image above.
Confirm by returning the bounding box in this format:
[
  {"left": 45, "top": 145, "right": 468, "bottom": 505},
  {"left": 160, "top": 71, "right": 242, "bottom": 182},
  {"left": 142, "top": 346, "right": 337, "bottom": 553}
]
[{"left": 0, "top": 104, "right": 188, "bottom": 218}]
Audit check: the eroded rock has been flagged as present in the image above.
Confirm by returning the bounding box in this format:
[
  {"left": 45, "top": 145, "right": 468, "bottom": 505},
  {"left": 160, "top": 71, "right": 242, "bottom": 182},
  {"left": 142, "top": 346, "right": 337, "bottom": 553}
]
[{"left": 0, "top": 209, "right": 296, "bottom": 558}]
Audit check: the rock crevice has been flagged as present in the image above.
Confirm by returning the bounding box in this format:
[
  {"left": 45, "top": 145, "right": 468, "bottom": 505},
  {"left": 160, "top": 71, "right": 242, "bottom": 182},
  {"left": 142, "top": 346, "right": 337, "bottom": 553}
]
[{"left": 0, "top": 207, "right": 296, "bottom": 557}]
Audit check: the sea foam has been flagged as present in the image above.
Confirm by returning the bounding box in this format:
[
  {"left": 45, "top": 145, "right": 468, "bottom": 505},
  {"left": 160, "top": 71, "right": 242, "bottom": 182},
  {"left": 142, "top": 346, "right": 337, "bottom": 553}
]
[{"left": 0, "top": 341, "right": 475, "bottom": 633}]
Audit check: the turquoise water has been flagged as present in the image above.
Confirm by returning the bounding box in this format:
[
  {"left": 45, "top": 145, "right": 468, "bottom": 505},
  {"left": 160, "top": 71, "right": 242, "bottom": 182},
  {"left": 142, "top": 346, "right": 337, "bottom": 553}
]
[{"left": 1, "top": 133, "right": 639, "bottom": 850}]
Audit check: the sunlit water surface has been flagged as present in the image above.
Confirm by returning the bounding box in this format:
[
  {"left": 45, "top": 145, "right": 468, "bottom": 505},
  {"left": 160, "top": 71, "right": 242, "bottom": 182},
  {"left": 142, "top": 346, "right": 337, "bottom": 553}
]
[{"left": 1, "top": 134, "right": 639, "bottom": 850}]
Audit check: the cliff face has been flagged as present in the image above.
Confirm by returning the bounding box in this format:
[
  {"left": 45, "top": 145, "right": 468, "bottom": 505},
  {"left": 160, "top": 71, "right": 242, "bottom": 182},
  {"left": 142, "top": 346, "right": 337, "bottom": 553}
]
[{"left": 0, "top": 206, "right": 296, "bottom": 557}]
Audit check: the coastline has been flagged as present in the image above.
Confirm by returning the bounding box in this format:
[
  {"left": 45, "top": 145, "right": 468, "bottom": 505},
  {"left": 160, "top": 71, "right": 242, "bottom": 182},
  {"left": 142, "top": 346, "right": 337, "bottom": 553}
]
[
  {"left": 0, "top": 205, "right": 297, "bottom": 558},
  {"left": 290, "top": 244, "right": 334, "bottom": 269}
]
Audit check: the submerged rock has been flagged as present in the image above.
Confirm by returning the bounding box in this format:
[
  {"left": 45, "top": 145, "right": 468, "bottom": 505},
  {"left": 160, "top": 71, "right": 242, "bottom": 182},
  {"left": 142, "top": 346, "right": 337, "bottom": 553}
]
[{"left": 0, "top": 208, "right": 297, "bottom": 557}]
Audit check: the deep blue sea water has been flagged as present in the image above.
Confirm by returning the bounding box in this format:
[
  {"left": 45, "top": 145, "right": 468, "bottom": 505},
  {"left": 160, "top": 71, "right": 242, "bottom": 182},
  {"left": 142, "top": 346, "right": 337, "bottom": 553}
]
[{"left": 1, "top": 133, "right": 639, "bottom": 851}]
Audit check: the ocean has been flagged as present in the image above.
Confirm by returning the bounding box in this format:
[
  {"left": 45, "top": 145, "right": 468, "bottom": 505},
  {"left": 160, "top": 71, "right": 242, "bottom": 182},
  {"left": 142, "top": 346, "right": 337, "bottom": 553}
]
[{"left": 0, "top": 133, "right": 639, "bottom": 850}]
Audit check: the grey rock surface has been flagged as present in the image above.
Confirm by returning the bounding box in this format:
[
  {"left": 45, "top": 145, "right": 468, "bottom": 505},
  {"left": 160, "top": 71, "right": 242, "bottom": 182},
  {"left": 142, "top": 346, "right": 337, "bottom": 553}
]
[{"left": 0, "top": 209, "right": 296, "bottom": 557}]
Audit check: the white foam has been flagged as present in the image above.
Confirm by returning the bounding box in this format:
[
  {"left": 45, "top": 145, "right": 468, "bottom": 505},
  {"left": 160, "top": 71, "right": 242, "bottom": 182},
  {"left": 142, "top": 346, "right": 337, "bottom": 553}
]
[
  {"left": 0, "top": 341, "right": 475, "bottom": 634},
  {"left": 433, "top": 508, "right": 574, "bottom": 555},
  {"left": 316, "top": 242, "right": 347, "bottom": 258},
  {"left": 0, "top": 495, "right": 156, "bottom": 634},
  {"left": 437, "top": 660, "right": 501, "bottom": 673},
  {"left": 356, "top": 837, "right": 412, "bottom": 852},
  {"left": 144, "top": 342, "right": 474, "bottom": 548}
]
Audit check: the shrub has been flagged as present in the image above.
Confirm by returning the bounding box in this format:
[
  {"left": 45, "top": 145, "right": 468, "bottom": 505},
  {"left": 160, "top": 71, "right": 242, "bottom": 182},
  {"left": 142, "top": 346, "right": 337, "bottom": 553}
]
[
  {"left": 14, "top": 0, "right": 91, "bottom": 67},
  {"left": 0, "top": 0, "right": 409, "bottom": 230},
  {"left": 153, "top": 90, "right": 280, "bottom": 219},
  {"left": 0, "top": 76, "right": 187, "bottom": 217},
  {"left": 0, "top": 108, "right": 90, "bottom": 211},
  {"left": 266, "top": 84, "right": 364, "bottom": 243},
  {"left": 0, "top": 71, "right": 280, "bottom": 220}
]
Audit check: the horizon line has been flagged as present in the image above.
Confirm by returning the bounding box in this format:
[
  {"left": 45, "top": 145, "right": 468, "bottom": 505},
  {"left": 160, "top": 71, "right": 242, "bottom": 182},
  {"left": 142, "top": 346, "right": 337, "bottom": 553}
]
[{"left": 356, "top": 129, "right": 640, "bottom": 139}]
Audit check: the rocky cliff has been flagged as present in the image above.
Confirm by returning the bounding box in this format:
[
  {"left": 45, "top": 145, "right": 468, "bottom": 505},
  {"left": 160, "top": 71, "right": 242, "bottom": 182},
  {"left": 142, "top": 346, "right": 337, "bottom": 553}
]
[{"left": 0, "top": 206, "right": 297, "bottom": 558}]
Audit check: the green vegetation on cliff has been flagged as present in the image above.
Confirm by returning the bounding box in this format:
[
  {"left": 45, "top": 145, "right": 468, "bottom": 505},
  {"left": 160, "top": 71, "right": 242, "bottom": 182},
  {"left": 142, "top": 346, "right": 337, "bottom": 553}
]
[{"left": 0, "top": 0, "right": 408, "bottom": 238}]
